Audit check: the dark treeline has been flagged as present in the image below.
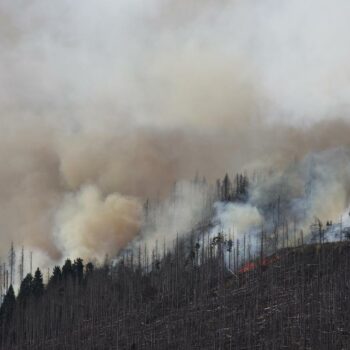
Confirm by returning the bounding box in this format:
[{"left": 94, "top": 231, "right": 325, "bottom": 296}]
[
  {"left": 216, "top": 173, "right": 249, "bottom": 202},
  {"left": 1, "top": 235, "right": 350, "bottom": 349}
]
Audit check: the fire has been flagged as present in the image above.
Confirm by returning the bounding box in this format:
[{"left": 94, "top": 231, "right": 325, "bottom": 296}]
[
  {"left": 239, "top": 261, "right": 257, "bottom": 273},
  {"left": 238, "top": 255, "right": 279, "bottom": 273}
]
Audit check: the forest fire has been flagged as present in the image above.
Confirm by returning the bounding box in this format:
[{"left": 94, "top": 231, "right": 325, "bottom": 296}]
[
  {"left": 2, "top": 0, "right": 350, "bottom": 348},
  {"left": 239, "top": 255, "right": 280, "bottom": 273},
  {"left": 239, "top": 261, "right": 257, "bottom": 273}
]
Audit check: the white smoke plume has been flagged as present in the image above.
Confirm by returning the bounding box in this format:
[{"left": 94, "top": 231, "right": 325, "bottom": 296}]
[
  {"left": 212, "top": 202, "right": 263, "bottom": 236},
  {"left": 54, "top": 186, "right": 141, "bottom": 262},
  {"left": 138, "top": 180, "right": 212, "bottom": 252}
]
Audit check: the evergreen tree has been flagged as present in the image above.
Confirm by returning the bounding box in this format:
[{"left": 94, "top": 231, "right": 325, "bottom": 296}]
[
  {"left": 73, "top": 258, "right": 84, "bottom": 283},
  {"left": 241, "top": 174, "right": 249, "bottom": 199},
  {"left": 85, "top": 262, "right": 95, "bottom": 282},
  {"left": 49, "top": 266, "right": 62, "bottom": 286},
  {"left": 235, "top": 173, "right": 241, "bottom": 198},
  {"left": 0, "top": 285, "right": 16, "bottom": 323},
  {"left": 85, "top": 262, "right": 94, "bottom": 275},
  {"left": 17, "top": 273, "right": 33, "bottom": 305},
  {"left": 222, "top": 173, "right": 231, "bottom": 201},
  {"left": 32, "top": 268, "right": 44, "bottom": 298},
  {"left": 62, "top": 259, "right": 73, "bottom": 279}
]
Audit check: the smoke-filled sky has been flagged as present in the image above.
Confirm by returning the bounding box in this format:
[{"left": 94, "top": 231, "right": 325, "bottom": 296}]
[{"left": 1, "top": 0, "right": 350, "bottom": 266}]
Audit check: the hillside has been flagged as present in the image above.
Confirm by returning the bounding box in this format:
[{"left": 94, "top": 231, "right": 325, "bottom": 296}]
[{"left": 1, "top": 241, "right": 350, "bottom": 349}]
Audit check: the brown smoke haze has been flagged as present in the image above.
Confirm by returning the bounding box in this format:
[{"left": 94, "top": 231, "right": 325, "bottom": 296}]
[{"left": 1, "top": 0, "right": 350, "bottom": 265}]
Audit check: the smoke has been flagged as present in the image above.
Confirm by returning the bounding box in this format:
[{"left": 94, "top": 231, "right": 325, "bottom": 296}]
[
  {"left": 54, "top": 186, "right": 141, "bottom": 261},
  {"left": 139, "top": 180, "right": 212, "bottom": 251},
  {"left": 212, "top": 202, "right": 263, "bottom": 236},
  {"left": 0, "top": 0, "right": 350, "bottom": 266},
  {"left": 248, "top": 147, "right": 350, "bottom": 228},
  {"left": 210, "top": 147, "right": 350, "bottom": 256}
]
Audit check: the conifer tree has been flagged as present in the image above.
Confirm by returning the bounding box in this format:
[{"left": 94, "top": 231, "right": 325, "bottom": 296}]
[
  {"left": 17, "top": 273, "right": 33, "bottom": 305},
  {"left": 73, "top": 258, "right": 84, "bottom": 283},
  {"left": 32, "top": 268, "right": 44, "bottom": 298},
  {"left": 222, "top": 173, "right": 231, "bottom": 201},
  {"left": 62, "top": 259, "right": 73, "bottom": 279},
  {"left": 85, "top": 262, "right": 94, "bottom": 275},
  {"left": 49, "top": 266, "right": 62, "bottom": 286},
  {"left": 0, "top": 285, "right": 16, "bottom": 323}
]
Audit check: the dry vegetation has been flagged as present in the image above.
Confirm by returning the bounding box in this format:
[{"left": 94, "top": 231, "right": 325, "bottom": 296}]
[{"left": 1, "top": 237, "right": 350, "bottom": 349}]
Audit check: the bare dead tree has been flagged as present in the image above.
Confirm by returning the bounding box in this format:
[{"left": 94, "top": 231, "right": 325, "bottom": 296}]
[{"left": 8, "top": 242, "right": 15, "bottom": 287}]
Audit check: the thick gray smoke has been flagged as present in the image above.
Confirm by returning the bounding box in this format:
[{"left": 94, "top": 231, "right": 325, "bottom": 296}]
[
  {"left": 210, "top": 147, "right": 350, "bottom": 260},
  {"left": 1, "top": 0, "right": 350, "bottom": 267}
]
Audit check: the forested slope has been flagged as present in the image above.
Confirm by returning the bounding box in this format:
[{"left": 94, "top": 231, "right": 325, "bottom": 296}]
[{"left": 1, "top": 241, "right": 350, "bottom": 349}]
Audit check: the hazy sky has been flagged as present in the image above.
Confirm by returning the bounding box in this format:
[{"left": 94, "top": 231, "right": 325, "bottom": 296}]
[{"left": 2, "top": 0, "right": 350, "bottom": 127}]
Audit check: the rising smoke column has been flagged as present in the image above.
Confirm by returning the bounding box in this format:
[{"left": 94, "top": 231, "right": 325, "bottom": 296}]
[
  {"left": 54, "top": 186, "right": 142, "bottom": 261},
  {"left": 0, "top": 0, "right": 350, "bottom": 265}
]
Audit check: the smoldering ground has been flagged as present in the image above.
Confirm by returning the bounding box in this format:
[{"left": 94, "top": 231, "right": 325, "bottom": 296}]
[{"left": 1, "top": 0, "right": 350, "bottom": 266}]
